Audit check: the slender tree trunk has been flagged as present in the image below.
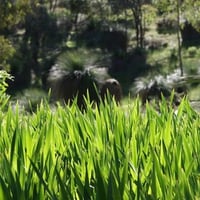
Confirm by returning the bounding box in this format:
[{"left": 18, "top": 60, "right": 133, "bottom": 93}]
[
  {"left": 177, "top": 0, "right": 183, "bottom": 76},
  {"left": 132, "top": 9, "right": 140, "bottom": 48},
  {"left": 124, "top": 8, "right": 128, "bottom": 53},
  {"left": 139, "top": 6, "right": 144, "bottom": 48},
  {"left": 132, "top": 2, "right": 144, "bottom": 49}
]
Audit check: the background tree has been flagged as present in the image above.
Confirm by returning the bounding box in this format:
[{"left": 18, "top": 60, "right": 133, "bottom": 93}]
[
  {"left": 183, "top": 0, "right": 200, "bottom": 32},
  {"left": 153, "top": 0, "right": 184, "bottom": 75},
  {"left": 0, "top": 0, "right": 30, "bottom": 70},
  {"left": 108, "top": 0, "right": 144, "bottom": 48},
  {"left": 109, "top": 0, "right": 155, "bottom": 49},
  {"left": 153, "top": 0, "right": 200, "bottom": 76},
  {"left": 176, "top": 0, "right": 183, "bottom": 76},
  {"left": 22, "top": 2, "right": 58, "bottom": 84},
  {"left": 9, "top": 0, "right": 63, "bottom": 89}
]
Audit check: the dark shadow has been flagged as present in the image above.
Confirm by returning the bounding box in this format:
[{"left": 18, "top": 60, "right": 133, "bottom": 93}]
[
  {"left": 8, "top": 4, "right": 66, "bottom": 92},
  {"left": 181, "top": 22, "right": 200, "bottom": 47},
  {"left": 76, "top": 20, "right": 128, "bottom": 53},
  {"left": 156, "top": 17, "right": 177, "bottom": 34},
  {"left": 108, "top": 48, "right": 149, "bottom": 95}
]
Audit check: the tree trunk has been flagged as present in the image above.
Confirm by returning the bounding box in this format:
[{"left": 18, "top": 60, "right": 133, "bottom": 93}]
[
  {"left": 139, "top": 8, "right": 144, "bottom": 48},
  {"left": 132, "top": 3, "right": 144, "bottom": 49},
  {"left": 132, "top": 9, "right": 140, "bottom": 48},
  {"left": 177, "top": 0, "right": 183, "bottom": 76}
]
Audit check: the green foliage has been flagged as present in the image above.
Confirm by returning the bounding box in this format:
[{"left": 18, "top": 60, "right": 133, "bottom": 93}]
[
  {"left": 183, "top": 0, "right": 200, "bottom": 32},
  {"left": 187, "top": 46, "right": 198, "bottom": 58},
  {"left": 156, "top": 13, "right": 177, "bottom": 34},
  {"left": 57, "top": 50, "right": 85, "bottom": 71},
  {"left": 0, "top": 0, "right": 30, "bottom": 71},
  {"left": 153, "top": 0, "right": 200, "bottom": 33},
  {"left": 0, "top": 0, "right": 30, "bottom": 30},
  {"left": 153, "top": 0, "right": 181, "bottom": 14},
  {"left": 0, "top": 70, "right": 13, "bottom": 110},
  {"left": 69, "top": 0, "right": 90, "bottom": 14},
  {"left": 0, "top": 36, "right": 15, "bottom": 70},
  {"left": 10, "top": 88, "right": 48, "bottom": 113},
  {"left": 0, "top": 94, "right": 200, "bottom": 199},
  {"left": 56, "top": 48, "right": 102, "bottom": 72},
  {"left": 142, "top": 4, "right": 157, "bottom": 28}
]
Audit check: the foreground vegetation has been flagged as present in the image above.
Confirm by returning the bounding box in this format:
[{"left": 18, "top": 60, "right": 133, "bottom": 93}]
[{"left": 0, "top": 71, "right": 200, "bottom": 199}]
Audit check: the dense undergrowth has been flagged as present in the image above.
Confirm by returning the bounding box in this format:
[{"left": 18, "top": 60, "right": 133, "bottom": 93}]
[{"left": 0, "top": 71, "right": 200, "bottom": 199}]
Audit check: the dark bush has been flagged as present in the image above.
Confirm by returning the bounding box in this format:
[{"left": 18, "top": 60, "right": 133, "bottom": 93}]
[
  {"left": 77, "top": 26, "right": 128, "bottom": 53},
  {"left": 156, "top": 16, "right": 177, "bottom": 34},
  {"left": 181, "top": 21, "right": 200, "bottom": 46}
]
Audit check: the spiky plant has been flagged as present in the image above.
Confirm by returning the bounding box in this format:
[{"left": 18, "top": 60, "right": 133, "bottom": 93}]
[
  {"left": 131, "top": 69, "right": 186, "bottom": 105},
  {"left": 47, "top": 48, "right": 110, "bottom": 107},
  {"left": 56, "top": 48, "right": 102, "bottom": 72}
]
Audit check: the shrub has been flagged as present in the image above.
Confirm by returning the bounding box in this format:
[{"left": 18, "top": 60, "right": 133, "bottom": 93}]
[
  {"left": 0, "top": 70, "right": 13, "bottom": 110},
  {"left": 187, "top": 46, "right": 198, "bottom": 57},
  {"left": 0, "top": 36, "right": 15, "bottom": 71}
]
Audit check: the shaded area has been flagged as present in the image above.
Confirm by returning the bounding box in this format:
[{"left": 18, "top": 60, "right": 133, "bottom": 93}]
[
  {"left": 181, "top": 22, "right": 200, "bottom": 47},
  {"left": 109, "top": 49, "right": 149, "bottom": 95}
]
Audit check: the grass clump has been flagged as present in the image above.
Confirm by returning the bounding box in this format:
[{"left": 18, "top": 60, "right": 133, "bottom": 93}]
[
  {"left": 0, "top": 72, "right": 200, "bottom": 199},
  {"left": 56, "top": 48, "right": 103, "bottom": 72}
]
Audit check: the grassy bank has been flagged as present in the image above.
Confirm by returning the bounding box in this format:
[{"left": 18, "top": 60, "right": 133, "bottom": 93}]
[{"left": 0, "top": 95, "right": 200, "bottom": 199}]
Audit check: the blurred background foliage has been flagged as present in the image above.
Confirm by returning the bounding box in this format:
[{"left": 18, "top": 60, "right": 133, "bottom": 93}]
[{"left": 0, "top": 0, "right": 200, "bottom": 106}]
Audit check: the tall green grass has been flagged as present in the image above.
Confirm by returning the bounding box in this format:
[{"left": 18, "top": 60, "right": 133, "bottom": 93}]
[{"left": 0, "top": 73, "right": 200, "bottom": 199}]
